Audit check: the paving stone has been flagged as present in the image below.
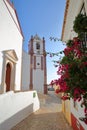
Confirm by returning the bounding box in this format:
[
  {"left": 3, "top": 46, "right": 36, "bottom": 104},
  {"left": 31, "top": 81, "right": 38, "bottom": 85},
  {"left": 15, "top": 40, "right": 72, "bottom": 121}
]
[{"left": 11, "top": 91, "right": 73, "bottom": 130}]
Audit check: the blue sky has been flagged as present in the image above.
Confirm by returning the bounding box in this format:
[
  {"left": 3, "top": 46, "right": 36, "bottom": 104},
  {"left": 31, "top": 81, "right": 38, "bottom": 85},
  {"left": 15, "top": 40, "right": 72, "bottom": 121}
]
[{"left": 12, "top": 0, "right": 66, "bottom": 84}]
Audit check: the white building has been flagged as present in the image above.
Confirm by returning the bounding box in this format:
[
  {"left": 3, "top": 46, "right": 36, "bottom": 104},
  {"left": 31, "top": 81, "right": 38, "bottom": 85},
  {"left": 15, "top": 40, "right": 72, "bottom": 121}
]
[
  {"left": 62, "top": 0, "right": 87, "bottom": 130},
  {"left": 0, "top": 0, "right": 41, "bottom": 129},
  {"left": 0, "top": 0, "right": 23, "bottom": 93},
  {"left": 0, "top": 0, "right": 47, "bottom": 94}
]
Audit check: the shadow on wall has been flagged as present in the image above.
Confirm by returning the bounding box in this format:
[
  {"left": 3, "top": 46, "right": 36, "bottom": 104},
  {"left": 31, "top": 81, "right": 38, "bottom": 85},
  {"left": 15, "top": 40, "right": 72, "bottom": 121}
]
[{"left": 0, "top": 104, "right": 33, "bottom": 130}]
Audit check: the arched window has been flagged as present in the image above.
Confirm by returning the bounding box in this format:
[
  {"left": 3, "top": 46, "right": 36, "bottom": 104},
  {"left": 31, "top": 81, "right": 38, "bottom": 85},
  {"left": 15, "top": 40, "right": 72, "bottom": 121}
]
[{"left": 36, "top": 42, "right": 40, "bottom": 50}]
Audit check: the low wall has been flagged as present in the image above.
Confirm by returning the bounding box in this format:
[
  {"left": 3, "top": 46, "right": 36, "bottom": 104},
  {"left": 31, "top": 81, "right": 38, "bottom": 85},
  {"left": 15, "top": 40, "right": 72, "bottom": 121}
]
[
  {"left": 70, "top": 99, "right": 87, "bottom": 130},
  {"left": 0, "top": 91, "right": 40, "bottom": 130}
]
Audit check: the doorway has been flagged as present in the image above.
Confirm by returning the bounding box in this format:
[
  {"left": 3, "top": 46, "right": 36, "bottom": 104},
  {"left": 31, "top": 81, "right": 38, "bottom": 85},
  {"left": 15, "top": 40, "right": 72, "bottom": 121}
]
[{"left": 5, "top": 63, "right": 11, "bottom": 92}]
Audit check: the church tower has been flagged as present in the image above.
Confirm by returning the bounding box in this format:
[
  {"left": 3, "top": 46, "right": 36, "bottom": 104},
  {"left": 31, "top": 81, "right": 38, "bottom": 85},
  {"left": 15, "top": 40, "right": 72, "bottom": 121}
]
[{"left": 28, "top": 34, "right": 47, "bottom": 94}]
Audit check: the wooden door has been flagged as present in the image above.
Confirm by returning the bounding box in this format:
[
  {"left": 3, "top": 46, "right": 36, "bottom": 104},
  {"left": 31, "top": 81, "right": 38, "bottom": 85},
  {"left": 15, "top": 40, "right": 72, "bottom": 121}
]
[{"left": 5, "top": 63, "right": 11, "bottom": 92}]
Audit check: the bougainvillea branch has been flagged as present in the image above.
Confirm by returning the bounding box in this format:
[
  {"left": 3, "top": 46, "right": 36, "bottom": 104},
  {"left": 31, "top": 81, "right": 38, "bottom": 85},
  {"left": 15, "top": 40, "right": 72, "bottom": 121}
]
[
  {"left": 49, "top": 13, "right": 87, "bottom": 124},
  {"left": 51, "top": 37, "right": 87, "bottom": 124},
  {"left": 46, "top": 51, "right": 63, "bottom": 57}
]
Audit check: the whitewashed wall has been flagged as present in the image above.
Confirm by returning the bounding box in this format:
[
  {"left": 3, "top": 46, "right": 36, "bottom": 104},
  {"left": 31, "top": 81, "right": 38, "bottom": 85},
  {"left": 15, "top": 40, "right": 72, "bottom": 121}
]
[
  {"left": 0, "top": 0, "right": 23, "bottom": 90},
  {"left": 62, "top": 0, "right": 84, "bottom": 42},
  {"left": 0, "top": 91, "right": 40, "bottom": 130},
  {"left": 71, "top": 99, "right": 87, "bottom": 129},
  {"left": 21, "top": 51, "right": 30, "bottom": 90},
  {"left": 22, "top": 51, "right": 44, "bottom": 93},
  {"left": 62, "top": 0, "right": 87, "bottom": 129},
  {"left": 0, "top": 52, "right": 3, "bottom": 86},
  {"left": 33, "top": 69, "right": 44, "bottom": 93},
  {"left": 5, "top": 0, "right": 21, "bottom": 30}
]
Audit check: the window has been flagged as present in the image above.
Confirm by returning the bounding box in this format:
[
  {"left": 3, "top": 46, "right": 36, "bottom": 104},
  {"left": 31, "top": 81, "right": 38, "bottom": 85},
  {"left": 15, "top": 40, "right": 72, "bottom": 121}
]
[
  {"left": 37, "top": 63, "right": 40, "bottom": 66},
  {"left": 36, "top": 43, "right": 40, "bottom": 50}
]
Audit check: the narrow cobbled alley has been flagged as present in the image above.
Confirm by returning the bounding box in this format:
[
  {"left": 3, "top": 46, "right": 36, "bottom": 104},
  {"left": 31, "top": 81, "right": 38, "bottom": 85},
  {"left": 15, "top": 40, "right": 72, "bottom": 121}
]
[{"left": 11, "top": 91, "right": 73, "bottom": 130}]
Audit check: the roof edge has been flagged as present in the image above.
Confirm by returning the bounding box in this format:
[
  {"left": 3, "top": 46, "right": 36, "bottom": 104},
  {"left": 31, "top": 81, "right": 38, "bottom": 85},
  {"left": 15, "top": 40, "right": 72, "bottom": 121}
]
[
  {"left": 4, "top": 0, "right": 24, "bottom": 39},
  {"left": 61, "top": 0, "right": 70, "bottom": 41}
]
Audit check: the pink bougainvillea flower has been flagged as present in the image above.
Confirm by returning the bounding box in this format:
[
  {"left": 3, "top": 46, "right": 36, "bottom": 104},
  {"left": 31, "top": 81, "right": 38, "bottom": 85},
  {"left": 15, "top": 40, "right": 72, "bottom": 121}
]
[
  {"left": 84, "top": 108, "right": 87, "bottom": 114},
  {"left": 61, "top": 95, "right": 70, "bottom": 100},
  {"left": 51, "top": 36, "right": 87, "bottom": 122},
  {"left": 55, "top": 89, "right": 62, "bottom": 94},
  {"left": 84, "top": 118, "right": 87, "bottom": 124}
]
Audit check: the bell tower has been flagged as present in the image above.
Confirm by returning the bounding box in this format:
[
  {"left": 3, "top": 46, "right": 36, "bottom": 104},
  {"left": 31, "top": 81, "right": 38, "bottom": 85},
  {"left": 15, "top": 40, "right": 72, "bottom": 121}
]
[{"left": 28, "top": 34, "right": 47, "bottom": 94}]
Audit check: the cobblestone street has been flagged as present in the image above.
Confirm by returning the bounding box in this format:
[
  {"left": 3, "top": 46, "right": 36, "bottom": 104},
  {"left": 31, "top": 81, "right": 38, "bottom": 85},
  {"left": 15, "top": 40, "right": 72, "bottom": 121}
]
[{"left": 11, "top": 91, "right": 73, "bottom": 130}]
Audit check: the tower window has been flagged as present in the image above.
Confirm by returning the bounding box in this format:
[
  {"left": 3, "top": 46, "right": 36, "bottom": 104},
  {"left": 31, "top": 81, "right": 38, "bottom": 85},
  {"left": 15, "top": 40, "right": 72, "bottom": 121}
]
[{"left": 36, "top": 43, "right": 40, "bottom": 50}]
